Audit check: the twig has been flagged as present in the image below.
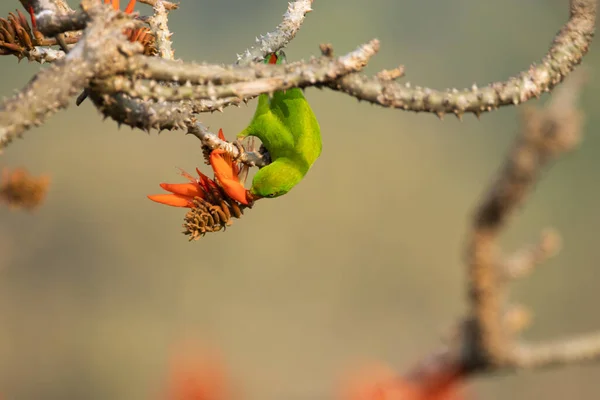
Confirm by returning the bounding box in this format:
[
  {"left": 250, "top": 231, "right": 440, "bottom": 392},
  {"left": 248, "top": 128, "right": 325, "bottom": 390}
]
[
  {"left": 147, "top": 0, "right": 174, "bottom": 60},
  {"left": 186, "top": 121, "right": 268, "bottom": 167},
  {"left": 33, "top": 7, "right": 87, "bottom": 38},
  {"left": 501, "top": 229, "right": 561, "bottom": 281},
  {"left": 138, "top": 0, "right": 178, "bottom": 11},
  {"left": 513, "top": 334, "right": 600, "bottom": 369},
  {"left": 235, "top": 0, "right": 313, "bottom": 65},
  {"left": 16, "top": 45, "right": 65, "bottom": 62}
]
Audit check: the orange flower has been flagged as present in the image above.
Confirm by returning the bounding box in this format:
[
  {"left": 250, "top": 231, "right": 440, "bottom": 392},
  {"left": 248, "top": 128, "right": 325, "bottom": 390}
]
[
  {"left": 338, "top": 363, "right": 465, "bottom": 400},
  {"left": 148, "top": 129, "right": 252, "bottom": 207},
  {"left": 104, "top": 0, "right": 137, "bottom": 14},
  {"left": 0, "top": 167, "right": 50, "bottom": 211},
  {"left": 148, "top": 167, "right": 215, "bottom": 208},
  {"left": 162, "top": 341, "right": 232, "bottom": 400},
  {"left": 209, "top": 129, "right": 252, "bottom": 205}
]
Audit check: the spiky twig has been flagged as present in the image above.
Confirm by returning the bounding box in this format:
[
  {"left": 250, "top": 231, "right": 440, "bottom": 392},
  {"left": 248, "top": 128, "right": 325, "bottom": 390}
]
[
  {"left": 186, "top": 121, "right": 268, "bottom": 168},
  {"left": 235, "top": 0, "right": 313, "bottom": 65},
  {"left": 147, "top": 0, "right": 174, "bottom": 60},
  {"left": 138, "top": 0, "right": 178, "bottom": 11}
]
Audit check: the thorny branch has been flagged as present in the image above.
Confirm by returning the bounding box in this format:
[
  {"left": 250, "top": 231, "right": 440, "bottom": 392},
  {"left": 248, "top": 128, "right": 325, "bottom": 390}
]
[
  {"left": 0, "top": 0, "right": 595, "bottom": 156},
  {"left": 0, "top": 2, "right": 138, "bottom": 148},
  {"left": 329, "top": 0, "right": 596, "bottom": 119},
  {"left": 146, "top": 0, "right": 174, "bottom": 60},
  {"left": 93, "top": 40, "right": 380, "bottom": 102}
]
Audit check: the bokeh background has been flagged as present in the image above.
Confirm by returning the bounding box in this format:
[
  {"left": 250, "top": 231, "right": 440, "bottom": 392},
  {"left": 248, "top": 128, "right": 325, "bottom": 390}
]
[{"left": 1, "top": 1, "right": 599, "bottom": 399}]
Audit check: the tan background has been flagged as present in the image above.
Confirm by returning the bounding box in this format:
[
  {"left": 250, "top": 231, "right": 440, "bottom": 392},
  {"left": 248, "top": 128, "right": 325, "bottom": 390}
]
[{"left": 1, "top": 1, "right": 599, "bottom": 399}]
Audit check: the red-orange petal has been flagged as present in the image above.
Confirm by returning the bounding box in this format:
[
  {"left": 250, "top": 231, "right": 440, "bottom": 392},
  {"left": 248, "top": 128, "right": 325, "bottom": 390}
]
[
  {"left": 194, "top": 169, "right": 207, "bottom": 189},
  {"left": 148, "top": 193, "right": 194, "bottom": 208},
  {"left": 160, "top": 182, "right": 206, "bottom": 199},
  {"left": 219, "top": 178, "right": 248, "bottom": 205},
  {"left": 213, "top": 129, "right": 241, "bottom": 177},
  {"left": 210, "top": 150, "right": 235, "bottom": 181},
  {"left": 27, "top": 5, "right": 37, "bottom": 29},
  {"left": 124, "top": 0, "right": 136, "bottom": 14},
  {"left": 209, "top": 150, "right": 248, "bottom": 205},
  {"left": 268, "top": 53, "right": 278, "bottom": 64}
]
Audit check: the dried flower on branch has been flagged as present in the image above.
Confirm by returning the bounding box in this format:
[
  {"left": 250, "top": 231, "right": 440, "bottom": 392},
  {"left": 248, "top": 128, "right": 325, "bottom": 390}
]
[
  {"left": 148, "top": 130, "right": 252, "bottom": 240},
  {"left": 0, "top": 9, "right": 46, "bottom": 60}
]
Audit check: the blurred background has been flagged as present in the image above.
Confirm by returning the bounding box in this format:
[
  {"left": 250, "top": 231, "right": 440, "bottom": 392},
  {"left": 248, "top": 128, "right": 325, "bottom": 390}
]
[{"left": 1, "top": 0, "right": 599, "bottom": 399}]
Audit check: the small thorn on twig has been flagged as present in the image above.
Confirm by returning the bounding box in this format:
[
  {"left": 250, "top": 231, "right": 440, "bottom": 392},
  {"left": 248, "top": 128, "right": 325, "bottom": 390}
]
[
  {"left": 319, "top": 43, "right": 334, "bottom": 57},
  {"left": 376, "top": 66, "right": 405, "bottom": 81}
]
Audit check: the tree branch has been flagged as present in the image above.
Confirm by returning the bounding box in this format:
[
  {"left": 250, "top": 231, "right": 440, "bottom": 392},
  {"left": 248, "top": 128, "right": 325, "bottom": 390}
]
[
  {"left": 466, "top": 70, "right": 584, "bottom": 369},
  {"left": 94, "top": 40, "right": 380, "bottom": 102},
  {"left": 386, "top": 70, "right": 599, "bottom": 400},
  {"left": 147, "top": 0, "right": 174, "bottom": 60}
]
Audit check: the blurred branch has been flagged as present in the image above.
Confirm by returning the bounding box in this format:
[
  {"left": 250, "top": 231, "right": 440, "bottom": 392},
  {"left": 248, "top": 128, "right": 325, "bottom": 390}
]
[
  {"left": 399, "top": 71, "right": 598, "bottom": 395},
  {"left": 466, "top": 69, "right": 584, "bottom": 370}
]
